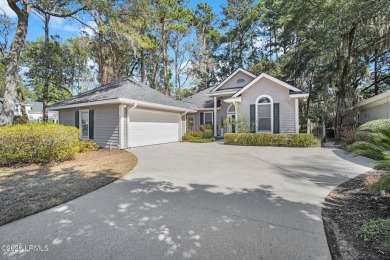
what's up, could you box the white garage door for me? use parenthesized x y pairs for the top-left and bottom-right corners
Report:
(128, 109), (181, 147)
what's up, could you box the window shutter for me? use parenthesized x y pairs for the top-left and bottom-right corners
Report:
(75, 111), (79, 128)
(89, 110), (94, 139)
(273, 103), (280, 134)
(200, 112), (204, 125)
(250, 104), (255, 133)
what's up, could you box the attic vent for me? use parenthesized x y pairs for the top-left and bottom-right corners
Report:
(236, 79), (245, 84)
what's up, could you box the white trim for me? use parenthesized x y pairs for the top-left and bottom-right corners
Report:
(233, 73), (302, 98)
(204, 111), (213, 125)
(234, 102), (238, 133)
(295, 98), (299, 133)
(255, 95), (273, 133)
(126, 104), (138, 148)
(211, 68), (256, 92)
(289, 93), (309, 98)
(180, 111), (187, 141)
(214, 97), (217, 137)
(227, 104), (235, 114)
(79, 109), (89, 139)
(197, 108), (221, 111)
(356, 90), (390, 107)
(119, 105), (125, 149)
(224, 97), (241, 103)
(48, 98), (197, 113)
(206, 91), (239, 96)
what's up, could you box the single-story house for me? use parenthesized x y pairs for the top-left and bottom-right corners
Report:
(0, 98), (58, 123)
(48, 69), (308, 148)
(355, 90), (390, 124)
(183, 68), (308, 136)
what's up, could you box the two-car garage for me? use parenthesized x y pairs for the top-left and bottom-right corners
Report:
(127, 109), (183, 148)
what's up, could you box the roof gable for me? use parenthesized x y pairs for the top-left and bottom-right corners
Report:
(232, 73), (301, 97)
(212, 68), (256, 92)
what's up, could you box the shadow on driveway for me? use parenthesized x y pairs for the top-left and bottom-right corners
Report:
(0, 177), (328, 260)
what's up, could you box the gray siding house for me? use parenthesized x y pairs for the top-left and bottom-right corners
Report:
(49, 69), (308, 148)
(356, 90), (390, 124)
(183, 69), (308, 136)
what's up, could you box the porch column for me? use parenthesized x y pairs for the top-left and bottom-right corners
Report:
(214, 96), (217, 137)
(234, 102), (238, 133)
(295, 98), (299, 133)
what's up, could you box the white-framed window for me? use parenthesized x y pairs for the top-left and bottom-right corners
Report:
(79, 110), (89, 139)
(256, 95), (273, 132)
(227, 104), (235, 114)
(204, 112), (213, 125)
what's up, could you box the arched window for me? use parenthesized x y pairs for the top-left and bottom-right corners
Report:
(256, 95), (273, 132)
(227, 104), (235, 114)
(236, 78), (245, 84)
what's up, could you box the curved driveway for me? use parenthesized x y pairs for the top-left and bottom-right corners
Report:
(0, 142), (372, 259)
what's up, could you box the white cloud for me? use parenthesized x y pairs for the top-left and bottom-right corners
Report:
(63, 24), (79, 32)
(0, 0), (17, 18)
(50, 16), (64, 28)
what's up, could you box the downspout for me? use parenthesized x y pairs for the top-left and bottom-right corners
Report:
(180, 111), (188, 140)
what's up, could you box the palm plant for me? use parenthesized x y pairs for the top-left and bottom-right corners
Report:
(348, 121), (390, 193)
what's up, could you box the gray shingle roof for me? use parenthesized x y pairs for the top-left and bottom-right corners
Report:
(49, 77), (195, 110)
(182, 87), (215, 109)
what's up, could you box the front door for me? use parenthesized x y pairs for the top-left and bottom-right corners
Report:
(227, 114), (235, 133)
(187, 116), (195, 131)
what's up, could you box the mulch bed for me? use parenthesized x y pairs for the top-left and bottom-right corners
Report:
(323, 172), (390, 260)
(0, 149), (137, 226)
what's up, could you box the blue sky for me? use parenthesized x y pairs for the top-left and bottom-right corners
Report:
(0, 0), (225, 42)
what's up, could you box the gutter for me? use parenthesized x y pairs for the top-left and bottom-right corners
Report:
(48, 98), (197, 113)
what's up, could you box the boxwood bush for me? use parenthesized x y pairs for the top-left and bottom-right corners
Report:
(0, 123), (82, 165)
(224, 133), (316, 147)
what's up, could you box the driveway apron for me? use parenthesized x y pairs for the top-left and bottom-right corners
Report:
(0, 142), (372, 259)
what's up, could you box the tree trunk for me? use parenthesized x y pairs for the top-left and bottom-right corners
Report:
(42, 13), (50, 122)
(0, 3), (30, 125)
(17, 87), (29, 122)
(140, 48), (146, 83)
(374, 49), (378, 95)
(162, 21), (170, 96)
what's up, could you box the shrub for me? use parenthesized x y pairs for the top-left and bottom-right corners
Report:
(199, 124), (213, 132)
(357, 119), (390, 133)
(187, 130), (203, 138)
(224, 133), (316, 147)
(77, 140), (99, 153)
(202, 129), (213, 138)
(348, 120), (390, 160)
(187, 137), (215, 143)
(359, 218), (390, 251)
(338, 123), (358, 146)
(0, 123), (81, 165)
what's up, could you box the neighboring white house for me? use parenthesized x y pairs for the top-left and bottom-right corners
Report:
(0, 98), (58, 123)
(355, 90), (390, 124)
(48, 70), (308, 149)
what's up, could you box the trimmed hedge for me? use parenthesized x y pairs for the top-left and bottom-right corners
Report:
(224, 133), (316, 147)
(357, 119), (390, 133)
(0, 123), (81, 165)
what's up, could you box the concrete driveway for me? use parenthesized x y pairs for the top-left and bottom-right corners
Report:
(0, 142), (372, 259)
